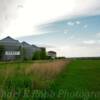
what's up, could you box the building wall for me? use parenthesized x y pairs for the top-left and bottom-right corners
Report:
(2, 45), (21, 61)
(0, 37), (43, 61)
(1, 45), (41, 60)
(21, 45), (41, 60)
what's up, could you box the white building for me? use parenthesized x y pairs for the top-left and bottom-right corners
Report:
(47, 51), (56, 59)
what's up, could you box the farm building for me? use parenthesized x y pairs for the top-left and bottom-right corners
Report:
(47, 51), (56, 59)
(0, 36), (42, 60)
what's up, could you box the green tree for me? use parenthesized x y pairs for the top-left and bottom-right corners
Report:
(40, 48), (47, 60)
(32, 48), (47, 60)
(0, 44), (5, 60)
(32, 51), (40, 60)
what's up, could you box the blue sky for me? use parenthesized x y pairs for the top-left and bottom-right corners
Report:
(0, 0), (100, 57)
(38, 15), (100, 42)
(18, 15), (100, 57)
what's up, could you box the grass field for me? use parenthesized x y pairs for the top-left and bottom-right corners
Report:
(0, 60), (100, 99)
(0, 60), (69, 99)
(50, 60), (100, 100)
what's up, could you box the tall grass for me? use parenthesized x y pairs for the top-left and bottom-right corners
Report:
(0, 60), (70, 99)
(25, 60), (69, 78)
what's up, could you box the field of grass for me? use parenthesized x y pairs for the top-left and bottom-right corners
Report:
(0, 60), (69, 99)
(50, 60), (100, 100)
(0, 60), (100, 100)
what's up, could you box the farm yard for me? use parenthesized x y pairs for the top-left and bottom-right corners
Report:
(0, 59), (100, 99)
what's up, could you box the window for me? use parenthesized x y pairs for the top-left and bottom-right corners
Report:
(5, 51), (20, 55)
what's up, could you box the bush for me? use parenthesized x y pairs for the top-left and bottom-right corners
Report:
(40, 48), (47, 60)
(32, 49), (47, 60)
(32, 51), (41, 60)
(0, 44), (5, 60)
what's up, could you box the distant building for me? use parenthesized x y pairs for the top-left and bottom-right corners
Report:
(47, 51), (56, 59)
(0, 36), (42, 60)
(21, 41), (41, 59)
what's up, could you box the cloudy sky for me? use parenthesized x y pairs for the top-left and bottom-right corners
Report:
(0, 0), (100, 57)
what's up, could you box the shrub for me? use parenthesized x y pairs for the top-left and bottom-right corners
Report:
(32, 51), (41, 60)
(0, 44), (5, 60)
(32, 49), (47, 60)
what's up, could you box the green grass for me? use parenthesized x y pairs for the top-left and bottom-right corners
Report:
(0, 60), (100, 100)
(49, 60), (100, 100)
(0, 60), (67, 99)
(0, 61), (52, 99)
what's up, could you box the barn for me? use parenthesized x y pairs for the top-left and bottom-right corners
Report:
(0, 36), (42, 60)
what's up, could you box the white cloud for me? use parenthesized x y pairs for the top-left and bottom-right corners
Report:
(47, 45), (100, 57)
(84, 25), (88, 28)
(67, 20), (80, 26)
(96, 32), (100, 37)
(67, 36), (75, 40)
(69, 0), (100, 17)
(67, 22), (74, 26)
(76, 21), (80, 25)
(83, 40), (96, 44)
(0, 0), (100, 38)
(64, 29), (69, 34)
(67, 20), (81, 27)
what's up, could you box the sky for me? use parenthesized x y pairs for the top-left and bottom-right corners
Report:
(0, 0), (100, 57)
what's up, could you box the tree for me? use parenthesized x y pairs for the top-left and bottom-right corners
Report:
(32, 51), (41, 60)
(40, 48), (47, 60)
(32, 48), (47, 60)
(0, 44), (5, 60)
(46, 55), (52, 60)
